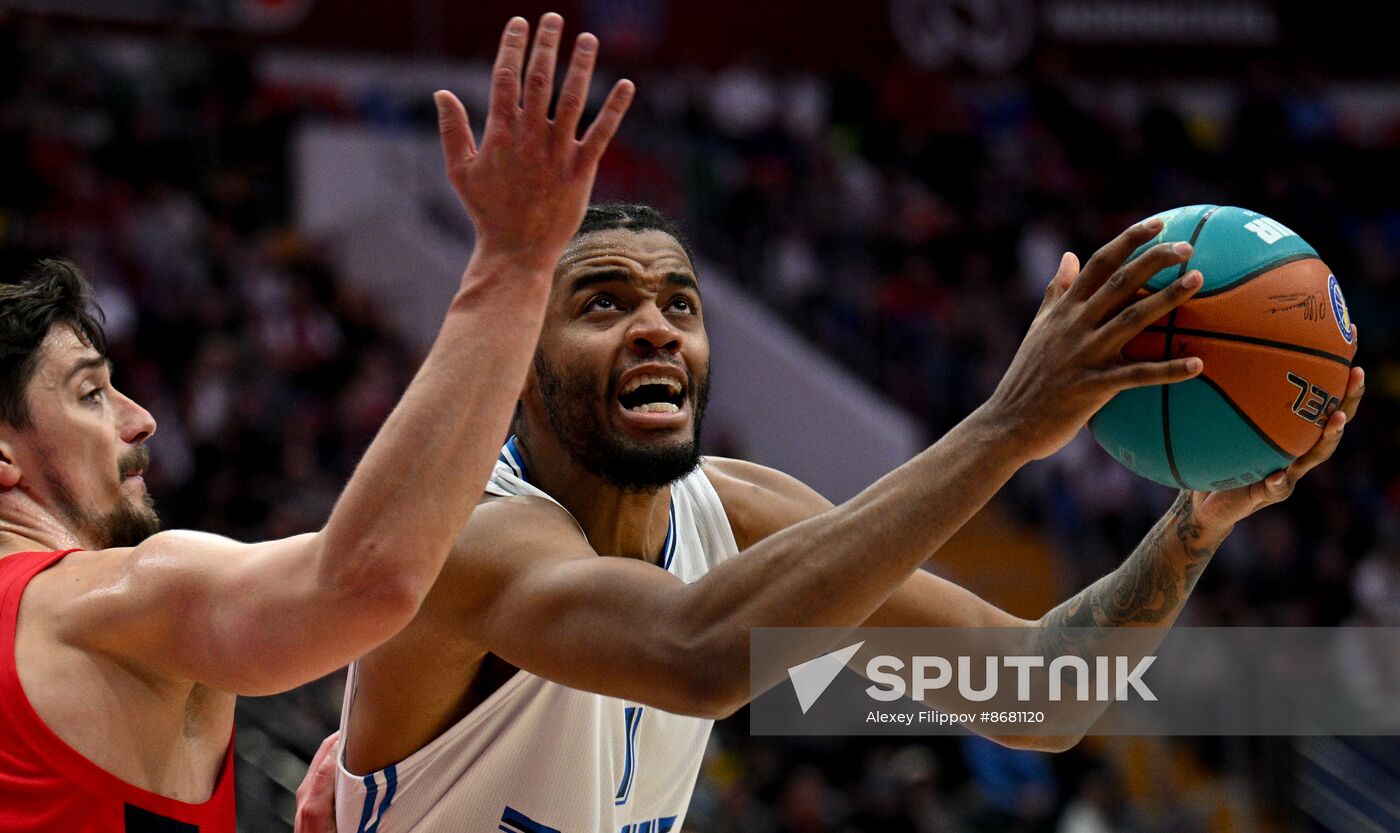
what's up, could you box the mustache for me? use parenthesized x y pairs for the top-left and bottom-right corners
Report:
(118, 446), (150, 479)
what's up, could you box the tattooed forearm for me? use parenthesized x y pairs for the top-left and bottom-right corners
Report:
(1035, 492), (1226, 655)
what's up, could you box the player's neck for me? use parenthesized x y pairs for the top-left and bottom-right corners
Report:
(0, 493), (88, 555)
(0, 526), (81, 557)
(514, 437), (672, 564)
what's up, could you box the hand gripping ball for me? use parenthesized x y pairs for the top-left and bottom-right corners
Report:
(1089, 205), (1357, 491)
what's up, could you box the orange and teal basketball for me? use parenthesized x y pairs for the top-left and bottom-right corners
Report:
(1089, 205), (1357, 491)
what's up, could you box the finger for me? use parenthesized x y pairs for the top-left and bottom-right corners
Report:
(1068, 218), (1165, 301)
(294, 733), (340, 833)
(1273, 367), (1363, 486)
(554, 31), (598, 141)
(487, 16), (529, 128)
(1258, 469), (1292, 503)
(1033, 252), (1079, 326)
(1045, 251), (1079, 300)
(1100, 269), (1203, 346)
(297, 732), (339, 798)
(522, 12), (564, 123)
(1339, 365), (1365, 423)
(1286, 409), (1348, 482)
(433, 91), (477, 167)
(579, 78), (635, 163)
(1086, 241), (1193, 319)
(1101, 356), (1203, 390)
(313, 729), (340, 775)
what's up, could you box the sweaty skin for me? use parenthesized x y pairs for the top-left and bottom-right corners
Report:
(339, 218), (1363, 779)
(0, 11), (632, 806)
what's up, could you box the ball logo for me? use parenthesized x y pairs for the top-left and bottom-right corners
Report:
(1244, 216), (1297, 245)
(1328, 274), (1354, 344)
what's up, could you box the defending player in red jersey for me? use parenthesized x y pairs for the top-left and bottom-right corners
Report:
(0, 13), (629, 831)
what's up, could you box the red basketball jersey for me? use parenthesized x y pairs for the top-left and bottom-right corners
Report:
(0, 549), (237, 832)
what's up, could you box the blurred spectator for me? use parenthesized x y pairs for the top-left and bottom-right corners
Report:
(960, 738), (1057, 832)
(1055, 766), (1127, 833)
(1351, 519), (1400, 626)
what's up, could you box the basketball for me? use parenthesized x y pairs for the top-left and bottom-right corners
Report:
(1089, 205), (1357, 491)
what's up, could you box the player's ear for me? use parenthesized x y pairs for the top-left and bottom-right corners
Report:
(0, 441), (21, 488)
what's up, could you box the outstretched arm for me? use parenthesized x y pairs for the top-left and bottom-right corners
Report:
(1035, 492), (1219, 649)
(858, 365), (1363, 749)
(1039, 366), (1361, 644)
(72, 13), (634, 695)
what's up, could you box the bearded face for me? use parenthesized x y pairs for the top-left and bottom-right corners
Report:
(8, 325), (161, 549)
(43, 445), (160, 548)
(526, 228), (711, 492)
(534, 349), (709, 491)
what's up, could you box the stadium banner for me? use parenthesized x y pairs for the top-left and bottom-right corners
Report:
(749, 627), (1400, 736)
(13, 1), (1398, 78)
(3, 0), (314, 31)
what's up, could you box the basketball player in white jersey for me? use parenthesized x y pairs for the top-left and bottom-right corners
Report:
(296, 193), (1364, 832)
(299, 146), (1363, 833)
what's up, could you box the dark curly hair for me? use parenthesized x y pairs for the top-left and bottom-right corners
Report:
(0, 259), (107, 429)
(573, 202), (694, 262)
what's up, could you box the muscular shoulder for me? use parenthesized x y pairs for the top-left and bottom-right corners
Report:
(28, 531), (226, 621)
(428, 495), (594, 619)
(701, 457), (832, 549)
(452, 494), (587, 557)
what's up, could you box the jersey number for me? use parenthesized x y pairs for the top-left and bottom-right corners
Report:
(613, 707), (679, 832)
(614, 706), (644, 806)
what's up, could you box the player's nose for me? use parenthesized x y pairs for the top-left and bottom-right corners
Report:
(627, 304), (682, 354)
(114, 387), (157, 444)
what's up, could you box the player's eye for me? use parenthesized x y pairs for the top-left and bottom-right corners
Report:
(81, 387), (106, 404)
(585, 294), (621, 313)
(667, 296), (698, 315)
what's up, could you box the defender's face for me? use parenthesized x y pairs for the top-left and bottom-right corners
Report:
(529, 228), (710, 487)
(6, 325), (158, 546)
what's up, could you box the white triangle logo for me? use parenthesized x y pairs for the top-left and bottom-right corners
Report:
(787, 641), (865, 714)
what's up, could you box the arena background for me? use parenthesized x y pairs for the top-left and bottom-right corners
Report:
(2, 1), (1398, 830)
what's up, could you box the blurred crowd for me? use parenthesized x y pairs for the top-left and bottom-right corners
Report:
(2, 12), (1397, 833)
(610, 59), (1400, 635)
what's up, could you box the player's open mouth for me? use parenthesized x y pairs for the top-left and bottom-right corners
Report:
(616, 373), (685, 415)
(614, 369), (689, 429)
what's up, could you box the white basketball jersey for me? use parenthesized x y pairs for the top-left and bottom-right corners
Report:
(335, 437), (740, 833)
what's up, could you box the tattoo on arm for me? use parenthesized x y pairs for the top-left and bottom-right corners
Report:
(1035, 492), (1223, 655)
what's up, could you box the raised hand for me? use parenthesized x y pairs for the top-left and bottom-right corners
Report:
(1190, 363), (1364, 531)
(434, 12), (634, 273)
(987, 218), (1205, 461)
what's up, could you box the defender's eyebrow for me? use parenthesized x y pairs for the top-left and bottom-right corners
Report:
(65, 356), (111, 384)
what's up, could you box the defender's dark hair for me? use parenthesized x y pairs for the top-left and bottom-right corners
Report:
(574, 202), (694, 261)
(0, 259), (107, 429)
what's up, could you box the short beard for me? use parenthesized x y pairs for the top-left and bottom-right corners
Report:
(46, 448), (161, 549)
(533, 353), (709, 492)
